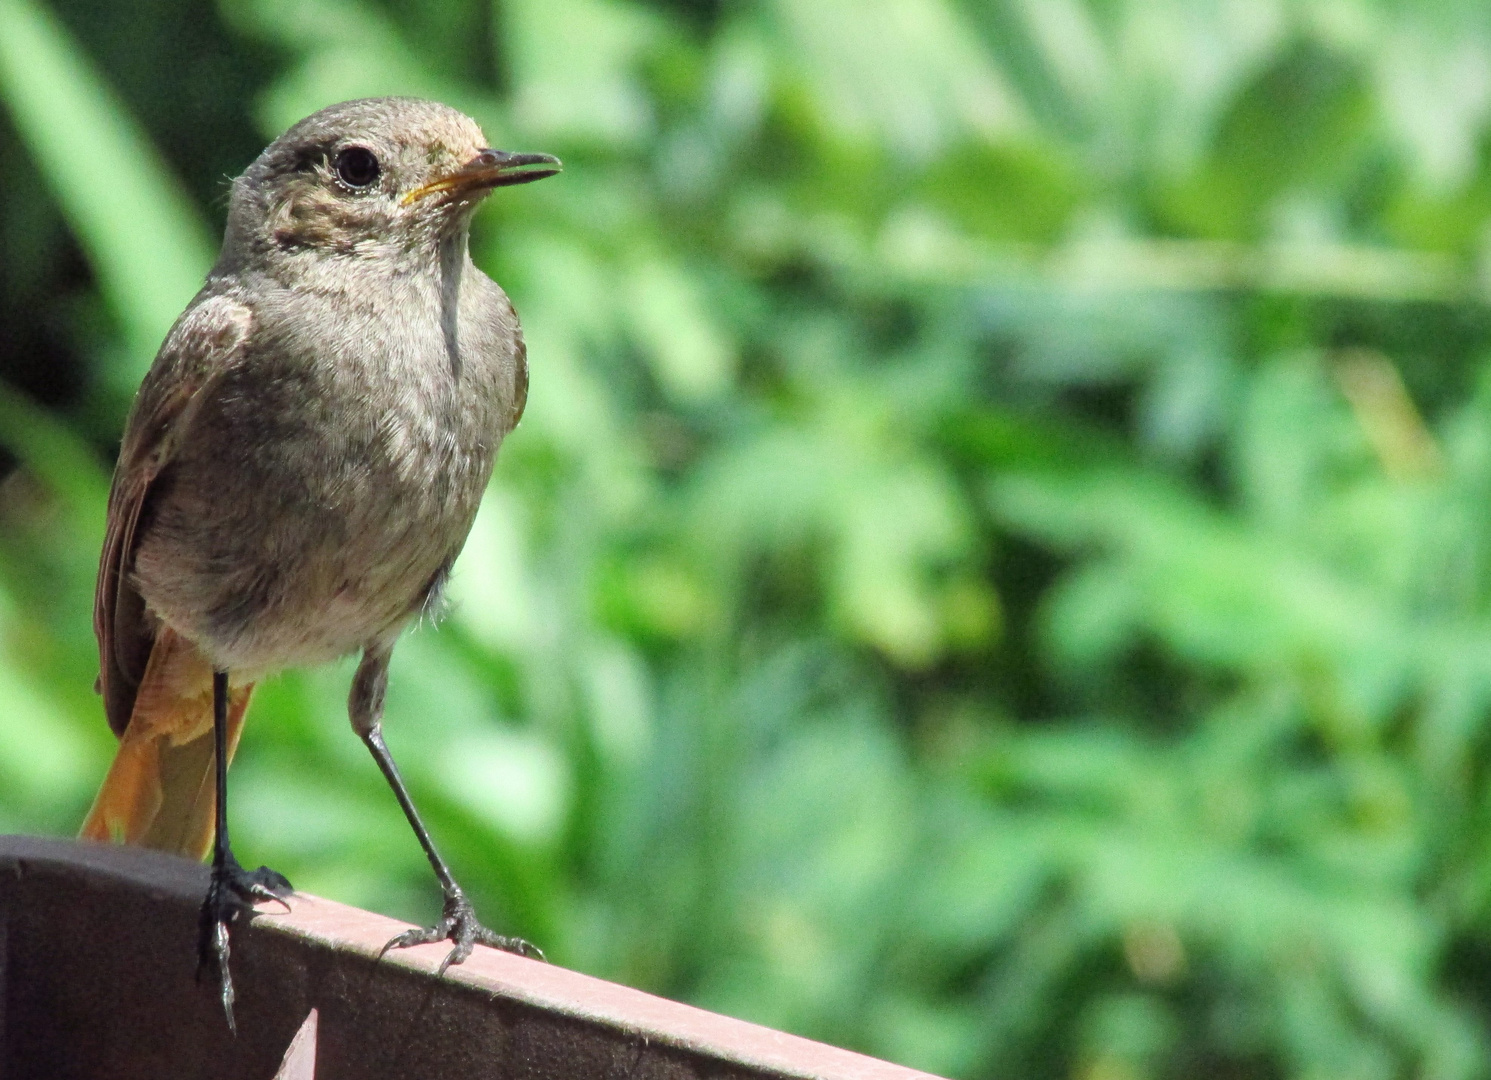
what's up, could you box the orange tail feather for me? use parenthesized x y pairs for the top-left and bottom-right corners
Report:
(80, 628), (253, 860)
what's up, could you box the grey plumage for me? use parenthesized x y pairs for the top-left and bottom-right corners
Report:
(104, 98), (530, 720)
(83, 97), (557, 1021)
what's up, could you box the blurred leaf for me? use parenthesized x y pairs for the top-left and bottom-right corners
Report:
(918, 140), (1084, 243)
(505, 0), (660, 145)
(0, 0), (213, 383)
(222, 0), (488, 137)
(1162, 41), (1375, 239)
(0, 378), (108, 532)
(768, 0), (1026, 153)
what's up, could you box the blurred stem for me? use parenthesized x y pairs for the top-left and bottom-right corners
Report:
(1333, 349), (1443, 482)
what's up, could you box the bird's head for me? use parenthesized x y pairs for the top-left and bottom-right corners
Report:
(221, 97), (560, 265)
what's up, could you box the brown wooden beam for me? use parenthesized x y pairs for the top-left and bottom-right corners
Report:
(0, 836), (943, 1080)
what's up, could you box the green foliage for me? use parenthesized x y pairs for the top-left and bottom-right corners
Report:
(0, 0), (214, 385)
(6, 1), (1491, 1078)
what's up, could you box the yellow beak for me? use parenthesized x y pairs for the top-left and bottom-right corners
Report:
(402, 149), (562, 206)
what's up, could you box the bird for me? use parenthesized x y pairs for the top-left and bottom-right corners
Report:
(77, 96), (560, 1028)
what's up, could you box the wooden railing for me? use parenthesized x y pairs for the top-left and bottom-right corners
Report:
(0, 836), (943, 1080)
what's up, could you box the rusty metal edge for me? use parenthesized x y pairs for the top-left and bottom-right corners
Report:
(0, 836), (945, 1080)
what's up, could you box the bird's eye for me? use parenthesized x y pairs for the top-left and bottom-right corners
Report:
(333, 147), (380, 189)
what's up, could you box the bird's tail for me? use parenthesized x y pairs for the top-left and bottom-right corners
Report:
(80, 627), (254, 860)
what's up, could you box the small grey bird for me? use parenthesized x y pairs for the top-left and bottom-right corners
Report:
(78, 97), (560, 1026)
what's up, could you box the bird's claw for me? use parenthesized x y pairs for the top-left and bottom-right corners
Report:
(197, 854), (294, 1032)
(379, 889), (543, 974)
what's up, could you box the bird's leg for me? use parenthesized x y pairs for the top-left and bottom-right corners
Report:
(197, 669), (292, 1032)
(349, 646), (542, 971)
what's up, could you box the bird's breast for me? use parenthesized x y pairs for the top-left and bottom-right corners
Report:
(133, 279), (513, 673)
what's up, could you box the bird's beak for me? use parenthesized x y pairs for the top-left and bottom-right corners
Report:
(402, 149), (562, 206)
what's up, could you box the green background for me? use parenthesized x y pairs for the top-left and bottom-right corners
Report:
(5, 1), (1491, 1076)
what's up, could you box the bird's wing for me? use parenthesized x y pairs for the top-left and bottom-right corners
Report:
(509, 330), (529, 431)
(95, 293), (253, 736)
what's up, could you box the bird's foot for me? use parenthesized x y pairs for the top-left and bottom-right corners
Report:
(379, 887), (543, 974)
(197, 853), (293, 1033)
